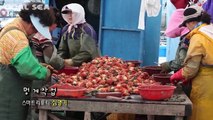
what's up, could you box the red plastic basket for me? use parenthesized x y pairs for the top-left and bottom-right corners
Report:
(152, 74), (172, 85)
(138, 85), (176, 101)
(56, 88), (86, 98)
(57, 66), (79, 75)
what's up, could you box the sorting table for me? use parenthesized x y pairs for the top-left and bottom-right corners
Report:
(36, 92), (192, 120)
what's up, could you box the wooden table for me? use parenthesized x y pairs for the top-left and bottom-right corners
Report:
(36, 92), (192, 120)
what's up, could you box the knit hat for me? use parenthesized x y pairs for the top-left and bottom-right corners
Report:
(179, 5), (203, 27)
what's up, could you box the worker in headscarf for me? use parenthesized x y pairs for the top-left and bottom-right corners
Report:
(0, 2), (55, 120)
(57, 3), (101, 120)
(58, 3), (101, 67)
(170, 5), (213, 120)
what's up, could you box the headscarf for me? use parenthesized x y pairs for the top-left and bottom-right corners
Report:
(61, 3), (86, 33)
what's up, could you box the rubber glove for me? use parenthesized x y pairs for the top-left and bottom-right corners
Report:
(170, 68), (185, 84)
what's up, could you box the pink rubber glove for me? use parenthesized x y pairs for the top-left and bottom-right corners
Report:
(170, 69), (185, 84)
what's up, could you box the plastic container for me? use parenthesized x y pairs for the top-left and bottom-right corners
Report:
(152, 74), (172, 85)
(50, 84), (86, 97)
(56, 88), (86, 98)
(138, 85), (176, 101)
(57, 66), (79, 75)
(142, 66), (162, 75)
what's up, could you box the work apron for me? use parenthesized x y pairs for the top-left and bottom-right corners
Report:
(189, 66), (213, 120)
(61, 31), (100, 66)
(0, 64), (32, 120)
(0, 27), (32, 120)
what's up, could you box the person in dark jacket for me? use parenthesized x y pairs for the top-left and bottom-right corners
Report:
(58, 3), (102, 120)
(58, 3), (100, 67)
(160, 8), (191, 98)
(161, 8), (190, 73)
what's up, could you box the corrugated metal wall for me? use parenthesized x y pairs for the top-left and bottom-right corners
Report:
(99, 0), (162, 66)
